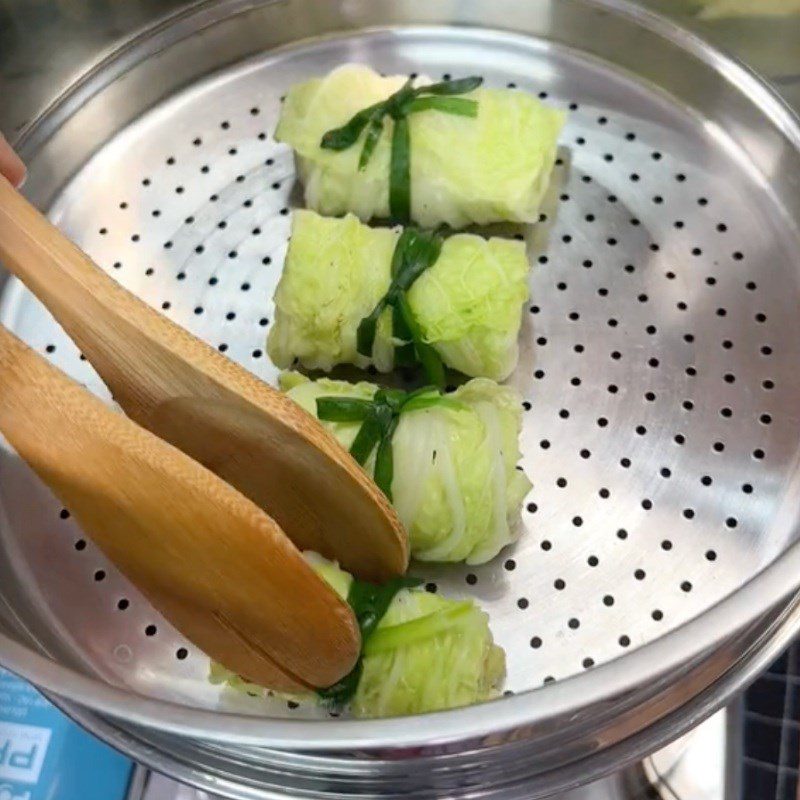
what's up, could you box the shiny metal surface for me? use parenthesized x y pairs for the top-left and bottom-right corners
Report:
(50, 591), (800, 798)
(1, 0), (800, 795)
(120, 712), (724, 798)
(0, 0), (190, 136)
(11, 17), (799, 704)
(643, 1), (800, 103)
(642, 710), (726, 799)
(136, 768), (639, 800)
(2, 1), (798, 138)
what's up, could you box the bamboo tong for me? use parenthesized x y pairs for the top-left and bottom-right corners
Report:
(0, 177), (408, 690)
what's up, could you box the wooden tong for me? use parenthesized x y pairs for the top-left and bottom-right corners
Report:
(0, 177), (408, 688)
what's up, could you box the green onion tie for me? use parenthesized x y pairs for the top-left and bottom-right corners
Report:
(316, 386), (463, 500)
(316, 575), (422, 708)
(356, 227), (446, 386)
(320, 75), (482, 223)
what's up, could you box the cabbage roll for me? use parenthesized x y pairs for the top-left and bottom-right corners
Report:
(212, 552), (506, 718)
(282, 373), (531, 565)
(275, 63), (566, 228)
(268, 210), (529, 382)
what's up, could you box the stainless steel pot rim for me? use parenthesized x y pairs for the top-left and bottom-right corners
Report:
(49, 592), (800, 800)
(5, 536), (800, 748)
(13, 0), (800, 156)
(2, 0), (800, 749)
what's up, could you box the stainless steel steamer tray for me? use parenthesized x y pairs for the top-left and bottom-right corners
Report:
(2, 0), (800, 796)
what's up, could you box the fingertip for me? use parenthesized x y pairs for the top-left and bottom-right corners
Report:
(6, 157), (27, 190)
(0, 132), (26, 189)
(14, 166), (28, 189)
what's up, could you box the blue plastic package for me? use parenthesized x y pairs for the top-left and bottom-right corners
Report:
(0, 668), (132, 800)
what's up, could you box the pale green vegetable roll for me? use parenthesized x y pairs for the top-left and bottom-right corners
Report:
(282, 373), (531, 565)
(305, 553), (505, 718)
(212, 552), (506, 718)
(355, 584), (505, 718)
(275, 63), (565, 228)
(268, 210), (529, 381)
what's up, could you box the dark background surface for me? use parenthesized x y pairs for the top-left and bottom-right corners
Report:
(0, 0), (799, 136)
(742, 643), (800, 799)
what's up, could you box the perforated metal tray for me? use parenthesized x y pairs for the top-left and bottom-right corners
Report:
(2, 0), (800, 797)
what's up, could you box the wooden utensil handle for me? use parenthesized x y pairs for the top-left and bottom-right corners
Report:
(0, 322), (360, 688)
(0, 177), (407, 581)
(0, 176), (158, 414)
(0, 175), (262, 413)
(0, 176), (115, 328)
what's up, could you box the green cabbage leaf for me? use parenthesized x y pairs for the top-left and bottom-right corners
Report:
(275, 63), (565, 228)
(267, 210), (529, 381)
(353, 585), (505, 718)
(209, 552), (506, 718)
(283, 374), (531, 564)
